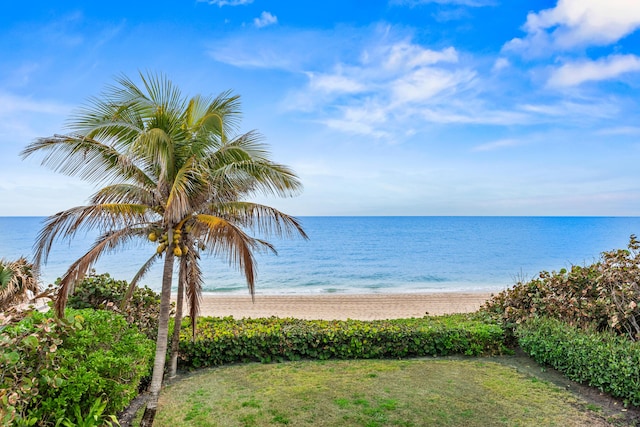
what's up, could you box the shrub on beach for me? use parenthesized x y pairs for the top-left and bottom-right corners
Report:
(481, 235), (640, 341)
(177, 314), (509, 369)
(481, 264), (604, 330)
(66, 272), (165, 339)
(0, 308), (154, 426)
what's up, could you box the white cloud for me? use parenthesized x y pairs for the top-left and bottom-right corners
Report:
(323, 118), (391, 139)
(384, 44), (458, 70)
(492, 57), (510, 72)
(210, 23), (633, 142)
(597, 126), (640, 136)
(391, 68), (475, 104)
(517, 100), (619, 122)
(472, 138), (521, 152)
(431, 8), (471, 22)
(207, 29), (342, 71)
(418, 106), (531, 125)
(307, 73), (366, 94)
(0, 93), (71, 148)
(548, 54), (640, 87)
(209, 38), (296, 69)
(504, 0), (640, 55)
(197, 0), (253, 6)
(288, 38), (476, 138)
(254, 11), (278, 28)
(322, 102), (392, 139)
(391, 0), (496, 6)
(36, 12), (85, 48)
(0, 93), (70, 116)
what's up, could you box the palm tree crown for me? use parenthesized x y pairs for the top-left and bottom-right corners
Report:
(0, 257), (40, 311)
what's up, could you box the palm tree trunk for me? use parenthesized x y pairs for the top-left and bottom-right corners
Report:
(168, 263), (185, 378)
(140, 245), (175, 427)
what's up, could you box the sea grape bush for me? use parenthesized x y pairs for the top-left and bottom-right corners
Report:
(481, 235), (640, 340)
(598, 236), (640, 340)
(0, 310), (68, 426)
(481, 264), (604, 329)
(517, 317), (640, 406)
(0, 308), (153, 426)
(66, 272), (165, 339)
(177, 314), (508, 369)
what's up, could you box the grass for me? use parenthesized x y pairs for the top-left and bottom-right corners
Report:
(152, 358), (613, 427)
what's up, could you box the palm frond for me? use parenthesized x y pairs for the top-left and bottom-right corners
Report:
(67, 91), (147, 147)
(20, 134), (155, 188)
(191, 90), (242, 137)
(54, 227), (138, 316)
(131, 127), (176, 185)
(180, 245), (203, 339)
(195, 214), (260, 296)
(165, 156), (207, 223)
(138, 72), (186, 114)
(122, 253), (162, 308)
(206, 132), (303, 198)
(90, 184), (158, 208)
(33, 204), (153, 268)
(213, 202), (309, 240)
(232, 161), (303, 197)
(184, 95), (223, 140)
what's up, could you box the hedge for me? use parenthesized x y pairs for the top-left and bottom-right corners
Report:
(177, 314), (508, 369)
(517, 317), (640, 406)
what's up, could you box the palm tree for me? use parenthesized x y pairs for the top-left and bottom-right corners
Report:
(0, 257), (40, 311)
(21, 72), (307, 426)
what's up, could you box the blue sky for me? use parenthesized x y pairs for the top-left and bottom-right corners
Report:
(1, 0), (640, 216)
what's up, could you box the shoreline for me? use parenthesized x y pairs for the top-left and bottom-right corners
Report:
(178, 292), (495, 320)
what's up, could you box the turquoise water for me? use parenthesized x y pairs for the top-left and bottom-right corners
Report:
(1, 216), (639, 295)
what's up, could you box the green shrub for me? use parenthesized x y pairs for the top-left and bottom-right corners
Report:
(517, 317), (640, 406)
(177, 314), (508, 369)
(59, 397), (120, 427)
(481, 235), (640, 340)
(0, 308), (153, 426)
(67, 272), (164, 339)
(481, 264), (604, 330)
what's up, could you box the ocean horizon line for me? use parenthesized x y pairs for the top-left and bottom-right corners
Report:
(2, 216), (640, 294)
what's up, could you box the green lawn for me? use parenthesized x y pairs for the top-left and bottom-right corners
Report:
(153, 358), (616, 427)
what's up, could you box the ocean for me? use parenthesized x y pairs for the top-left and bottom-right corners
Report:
(1, 216), (639, 295)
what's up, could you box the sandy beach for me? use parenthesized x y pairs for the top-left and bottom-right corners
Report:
(186, 292), (495, 320)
